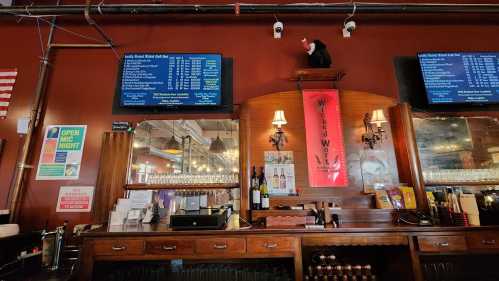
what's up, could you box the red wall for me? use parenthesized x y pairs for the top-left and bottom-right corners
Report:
(1, 1), (499, 230)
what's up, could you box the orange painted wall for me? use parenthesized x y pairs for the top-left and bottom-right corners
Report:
(1, 0), (499, 230)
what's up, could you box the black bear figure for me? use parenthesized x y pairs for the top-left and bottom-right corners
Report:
(302, 38), (332, 68)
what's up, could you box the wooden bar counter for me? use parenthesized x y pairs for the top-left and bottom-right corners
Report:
(79, 223), (499, 281)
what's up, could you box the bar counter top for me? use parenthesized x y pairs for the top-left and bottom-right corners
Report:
(81, 223), (499, 237)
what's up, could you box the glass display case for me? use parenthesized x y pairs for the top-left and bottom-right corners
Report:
(413, 116), (499, 185)
(128, 119), (240, 188)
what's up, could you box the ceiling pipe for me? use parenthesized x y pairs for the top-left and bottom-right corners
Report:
(2, 3), (499, 17)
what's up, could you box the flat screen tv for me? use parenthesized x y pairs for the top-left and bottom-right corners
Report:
(418, 52), (499, 105)
(119, 53), (222, 107)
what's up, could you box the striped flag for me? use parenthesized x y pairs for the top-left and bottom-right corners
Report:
(0, 68), (18, 120)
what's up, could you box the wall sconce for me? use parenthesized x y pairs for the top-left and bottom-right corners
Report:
(361, 109), (388, 149)
(269, 110), (288, 151)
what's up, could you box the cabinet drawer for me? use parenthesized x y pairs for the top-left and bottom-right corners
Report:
(145, 239), (194, 255)
(247, 236), (298, 254)
(467, 232), (499, 250)
(93, 240), (144, 256)
(195, 238), (246, 255)
(418, 236), (467, 252)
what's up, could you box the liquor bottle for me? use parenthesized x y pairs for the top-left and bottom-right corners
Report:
(308, 265), (314, 277)
(272, 167), (279, 189)
(316, 265), (323, 277)
(353, 265), (362, 277)
(319, 254), (327, 266)
(362, 265), (372, 277)
(326, 265), (333, 278)
(328, 254), (337, 266)
(344, 265), (353, 280)
(250, 166), (261, 210)
(260, 177), (270, 210)
(279, 168), (287, 190)
(259, 167), (270, 210)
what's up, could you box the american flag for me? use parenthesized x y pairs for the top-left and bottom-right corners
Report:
(0, 68), (18, 120)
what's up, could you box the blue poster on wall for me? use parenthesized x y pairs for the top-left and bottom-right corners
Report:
(120, 53), (222, 106)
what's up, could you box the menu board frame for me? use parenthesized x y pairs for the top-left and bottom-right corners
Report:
(418, 52), (499, 105)
(118, 53), (223, 108)
(112, 56), (233, 114)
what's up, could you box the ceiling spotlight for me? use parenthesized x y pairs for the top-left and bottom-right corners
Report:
(273, 19), (284, 39)
(342, 3), (357, 38)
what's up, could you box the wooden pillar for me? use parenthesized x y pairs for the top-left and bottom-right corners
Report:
(92, 132), (133, 223)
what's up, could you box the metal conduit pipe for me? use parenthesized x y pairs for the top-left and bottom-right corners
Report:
(2, 3), (499, 16)
(8, 4), (59, 224)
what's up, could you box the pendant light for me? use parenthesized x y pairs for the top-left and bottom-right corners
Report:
(163, 120), (182, 154)
(209, 121), (226, 154)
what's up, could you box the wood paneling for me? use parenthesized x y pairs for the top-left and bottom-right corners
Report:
(417, 235), (467, 252)
(302, 234), (408, 246)
(93, 239), (145, 256)
(240, 90), (398, 216)
(195, 237), (246, 255)
(145, 239), (195, 255)
(247, 236), (299, 254)
(466, 231), (499, 250)
(389, 104), (428, 211)
(92, 132), (133, 223)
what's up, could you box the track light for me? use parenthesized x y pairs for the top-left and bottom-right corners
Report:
(273, 15), (283, 39)
(342, 3), (357, 38)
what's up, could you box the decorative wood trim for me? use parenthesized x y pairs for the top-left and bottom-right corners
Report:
(93, 132), (133, 223)
(302, 234), (409, 246)
(291, 68), (346, 81)
(389, 103), (429, 211)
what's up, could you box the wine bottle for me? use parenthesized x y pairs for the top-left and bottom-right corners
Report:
(272, 167), (279, 189)
(319, 254), (327, 266)
(279, 168), (287, 190)
(260, 167), (270, 210)
(251, 166), (261, 210)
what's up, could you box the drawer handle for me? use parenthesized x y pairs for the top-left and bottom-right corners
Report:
(482, 239), (496, 245)
(435, 242), (449, 247)
(111, 245), (127, 251)
(162, 245), (177, 251)
(264, 242), (278, 249)
(213, 243), (228, 250)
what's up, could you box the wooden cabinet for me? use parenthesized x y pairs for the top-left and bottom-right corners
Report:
(247, 236), (298, 254)
(93, 239), (145, 256)
(466, 231), (499, 250)
(417, 235), (467, 252)
(195, 238), (246, 255)
(145, 239), (195, 255)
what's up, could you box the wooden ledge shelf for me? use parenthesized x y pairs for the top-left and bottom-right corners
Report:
(425, 181), (499, 186)
(125, 183), (240, 190)
(290, 68), (346, 82)
(252, 209), (396, 224)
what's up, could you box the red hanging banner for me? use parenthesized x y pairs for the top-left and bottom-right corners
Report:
(302, 89), (348, 187)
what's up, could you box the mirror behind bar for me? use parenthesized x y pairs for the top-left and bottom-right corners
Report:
(128, 119), (240, 189)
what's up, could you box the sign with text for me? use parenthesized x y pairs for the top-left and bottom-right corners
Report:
(36, 125), (87, 180)
(120, 53), (222, 106)
(56, 186), (94, 212)
(302, 89), (348, 187)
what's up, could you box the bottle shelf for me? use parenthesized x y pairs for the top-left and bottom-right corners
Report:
(125, 183), (239, 190)
(425, 181), (499, 187)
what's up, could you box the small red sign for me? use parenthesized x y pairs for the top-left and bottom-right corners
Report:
(302, 89), (348, 187)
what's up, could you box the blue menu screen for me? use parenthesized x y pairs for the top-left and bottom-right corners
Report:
(419, 52), (499, 104)
(120, 53), (222, 106)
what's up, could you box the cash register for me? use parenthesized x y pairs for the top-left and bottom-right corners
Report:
(170, 208), (228, 230)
